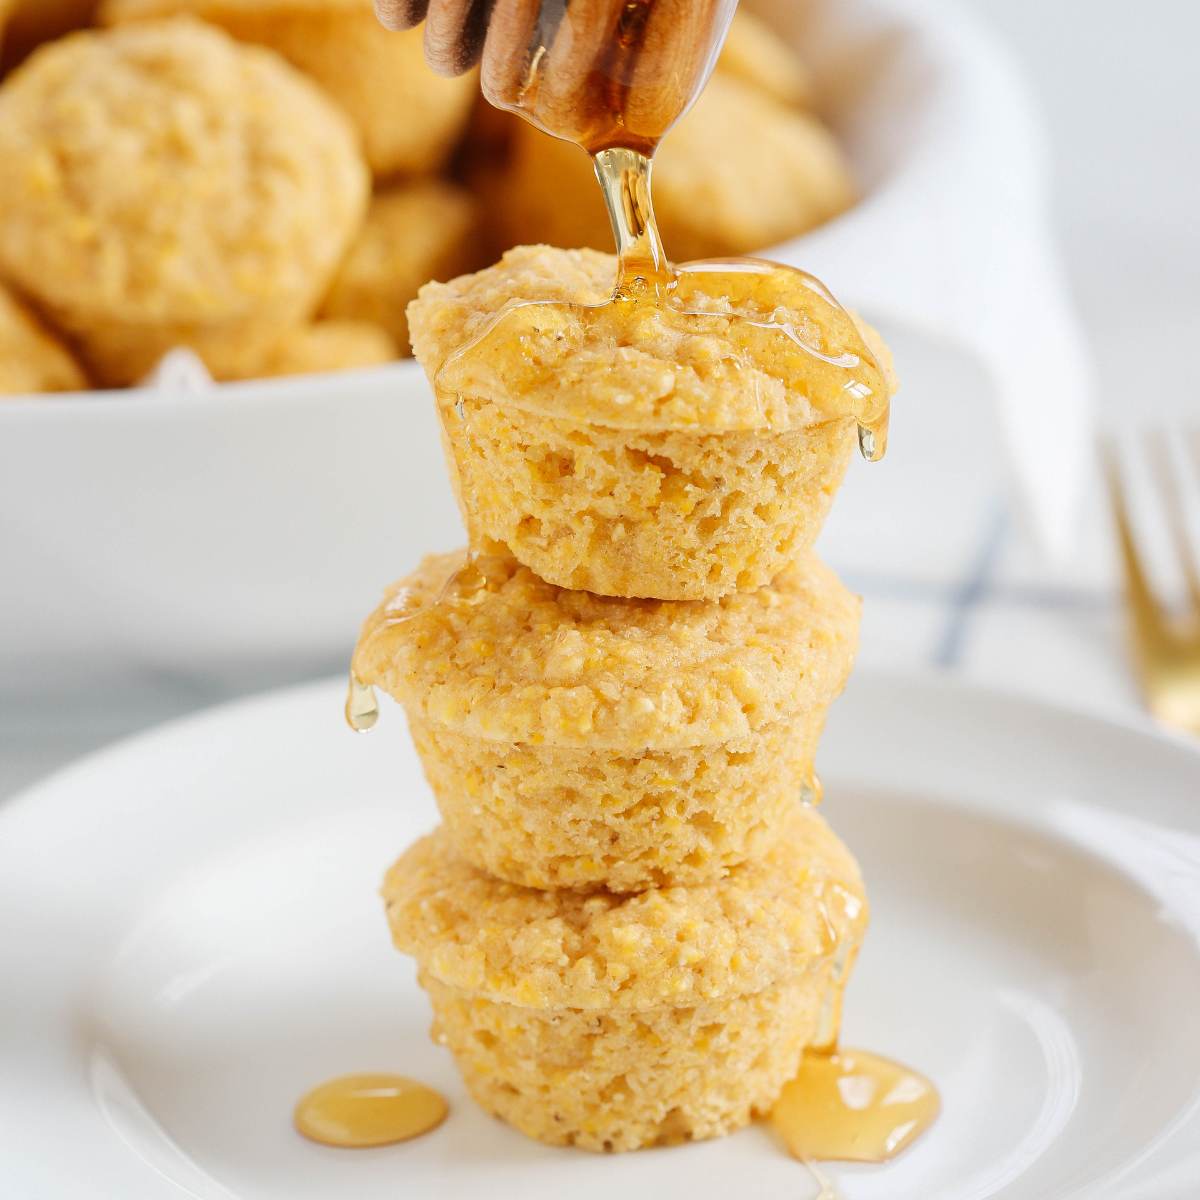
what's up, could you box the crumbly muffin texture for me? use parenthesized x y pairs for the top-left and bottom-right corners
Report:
(322, 181), (482, 352)
(409, 712), (827, 892)
(0, 18), (367, 383)
(101, 0), (477, 177)
(0, 283), (86, 394)
(354, 550), (861, 750)
(436, 390), (855, 598)
(423, 970), (831, 1152)
(409, 246), (888, 434)
(382, 805), (866, 1011)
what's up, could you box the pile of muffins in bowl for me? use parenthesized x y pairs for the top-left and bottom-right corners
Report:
(0, 0), (856, 396)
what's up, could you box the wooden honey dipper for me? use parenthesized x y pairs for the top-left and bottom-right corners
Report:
(375, 0), (736, 155)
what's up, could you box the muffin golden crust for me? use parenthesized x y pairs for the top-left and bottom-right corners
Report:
(412, 246), (883, 434)
(355, 550), (860, 752)
(0, 18), (368, 384)
(383, 805), (866, 1010)
(385, 808), (866, 1151)
(100, 0), (477, 177)
(322, 182), (483, 353)
(0, 283), (87, 394)
(225, 319), (396, 379)
(409, 246), (893, 598)
(357, 550), (858, 889)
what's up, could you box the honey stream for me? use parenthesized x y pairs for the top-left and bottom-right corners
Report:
(336, 0), (928, 1168)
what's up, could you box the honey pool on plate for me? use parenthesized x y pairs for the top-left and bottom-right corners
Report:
(294, 1074), (448, 1149)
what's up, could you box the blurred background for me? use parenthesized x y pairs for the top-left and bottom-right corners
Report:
(1, 0), (1198, 796)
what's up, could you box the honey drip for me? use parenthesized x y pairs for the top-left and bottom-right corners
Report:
(344, 673), (379, 732)
(294, 1073), (448, 1148)
(771, 1050), (939, 1164)
(772, 882), (938, 1167)
(799, 771), (823, 807)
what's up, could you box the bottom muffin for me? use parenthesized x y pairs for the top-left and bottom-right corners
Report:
(423, 969), (831, 1152)
(382, 806), (867, 1152)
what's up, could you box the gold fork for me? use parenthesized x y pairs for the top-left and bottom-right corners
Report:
(1103, 431), (1200, 735)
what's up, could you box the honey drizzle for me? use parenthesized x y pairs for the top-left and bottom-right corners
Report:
(294, 1073), (448, 1148)
(594, 147), (670, 292)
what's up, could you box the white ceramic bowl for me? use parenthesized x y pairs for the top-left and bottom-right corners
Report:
(0, 0), (1011, 682)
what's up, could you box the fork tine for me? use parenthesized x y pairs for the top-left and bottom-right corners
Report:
(1102, 438), (1172, 664)
(1148, 428), (1200, 617)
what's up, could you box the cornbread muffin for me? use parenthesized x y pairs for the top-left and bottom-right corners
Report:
(0, 283), (87, 394)
(100, 0), (477, 177)
(322, 182), (482, 352)
(354, 551), (859, 891)
(0, 19), (368, 385)
(383, 806), (868, 1151)
(226, 320), (396, 379)
(409, 245), (894, 600)
(483, 75), (853, 261)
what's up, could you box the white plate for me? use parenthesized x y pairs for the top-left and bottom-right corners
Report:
(2, 673), (1199, 1199)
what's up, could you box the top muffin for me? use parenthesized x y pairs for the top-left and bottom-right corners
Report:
(408, 246), (895, 600)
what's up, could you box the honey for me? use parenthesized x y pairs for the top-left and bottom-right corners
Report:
(294, 1073), (448, 1148)
(771, 1049), (940, 1164)
(344, 673), (380, 732)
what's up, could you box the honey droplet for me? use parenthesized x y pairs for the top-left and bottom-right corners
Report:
(799, 771), (823, 807)
(345, 674), (379, 733)
(857, 415), (889, 463)
(771, 1049), (939, 1163)
(294, 1073), (448, 1149)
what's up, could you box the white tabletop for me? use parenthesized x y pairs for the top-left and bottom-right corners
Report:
(2, 0), (1196, 800)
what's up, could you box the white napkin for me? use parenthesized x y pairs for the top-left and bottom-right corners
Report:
(756, 0), (1092, 555)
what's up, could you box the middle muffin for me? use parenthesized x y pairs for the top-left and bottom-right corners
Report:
(352, 550), (860, 892)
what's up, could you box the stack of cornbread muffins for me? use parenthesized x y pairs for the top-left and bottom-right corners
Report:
(352, 243), (896, 1153)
